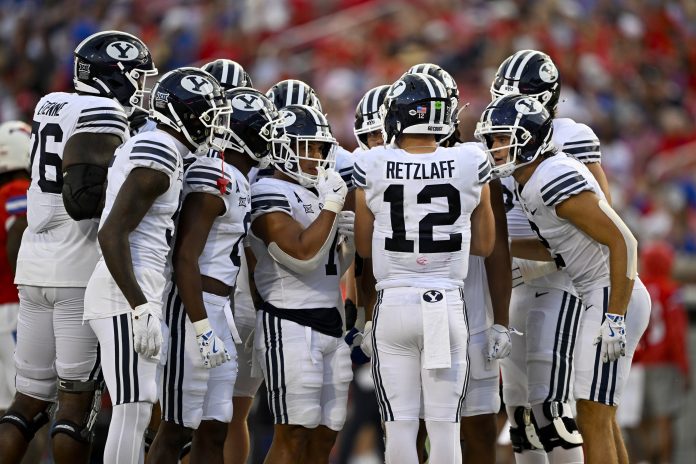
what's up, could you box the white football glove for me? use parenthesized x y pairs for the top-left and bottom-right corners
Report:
(594, 313), (626, 363)
(337, 211), (355, 241)
(193, 318), (231, 369)
(360, 321), (374, 358)
(132, 303), (163, 360)
(486, 324), (512, 361)
(316, 167), (347, 213)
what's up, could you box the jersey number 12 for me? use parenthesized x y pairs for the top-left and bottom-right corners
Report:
(384, 184), (462, 253)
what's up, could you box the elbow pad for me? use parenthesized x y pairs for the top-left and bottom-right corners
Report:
(267, 219), (338, 274)
(62, 164), (108, 220)
(598, 199), (637, 279)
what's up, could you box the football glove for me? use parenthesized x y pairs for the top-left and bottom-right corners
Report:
(594, 313), (626, 363)
(193, 318), (231, 369)
(486, 324), (512, 361)
(132, 303), (163, 359)
(337, 211), (355, 242)
(316, 167), (347, 213)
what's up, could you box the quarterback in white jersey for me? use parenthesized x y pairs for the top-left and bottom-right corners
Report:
(250, 104), (353, 464)
(479, 94), (650, 464)
(0, 30), (156, 464)
(83, 68), (230, 464)
(149, 87), (278, 464)
(354, 73), (494, 464)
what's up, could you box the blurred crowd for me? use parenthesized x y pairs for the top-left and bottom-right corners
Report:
(2, 0), (695, 255)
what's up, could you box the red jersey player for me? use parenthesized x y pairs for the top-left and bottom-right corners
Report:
(0, 121), (31, 412)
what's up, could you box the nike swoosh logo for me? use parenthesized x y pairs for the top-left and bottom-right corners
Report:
(530, 208), (538, 215)
(333, 187), (342, 192)
(535, 291), (548, 298)
(212, 340), (218, 353)
(608, 326), (615, 337)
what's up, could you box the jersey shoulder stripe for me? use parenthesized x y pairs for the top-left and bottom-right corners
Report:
(352, 162), (367, 188)
(478, 160), (492, 183)
(250, 184), (292, 217)
(130, 140), (178, 172)
(541, 172), (589, 206)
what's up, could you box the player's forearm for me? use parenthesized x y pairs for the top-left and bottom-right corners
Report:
(607, 240), (635, 315)
(359, 259), (377, 320)
(289, 210), (337, 259)
(486, 179), (511, 326)
(511, 238), (554, 262)
(98, 228), (146, 308)
(174, 254), (208, 323)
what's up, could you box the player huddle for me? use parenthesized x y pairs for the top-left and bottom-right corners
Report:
(0, 30), (649, 464)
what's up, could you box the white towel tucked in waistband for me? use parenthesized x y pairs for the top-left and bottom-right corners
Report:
(421, 288), (451, 369)
(223, 300), (243, 345)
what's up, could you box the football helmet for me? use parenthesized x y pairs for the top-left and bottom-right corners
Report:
(490, 50), (561, 115)
(150, 67), (231, 153)
(0, 121), (31, 174)
(474, 94), (554, 178)
(221, 87), (287, 169)
(354, 84), (389, 150)
(201, 59), (253, 91)
(73, 30), (157, 115)
(271, 105), (336, 187)
(266, 79), (322, 112)
(381, 73), (452, 145)
(407, 63), (459, 112)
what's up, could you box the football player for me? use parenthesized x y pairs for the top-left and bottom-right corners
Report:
(477, 94), (651, 464)
(0, 31), (155, 464)
(82, 68), (230, 464)
(406, 63), (513, 464)
(353, 72), (495, 464)
(249, 104), (353, 463)
(488, 49), (613, 464)
(198, 58), (262, 464)
(0, 121), (31, 413)
(148, 88), (280, 464)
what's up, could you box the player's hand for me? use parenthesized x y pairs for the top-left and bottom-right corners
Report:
(486, 324), (512, 361)
(132, 303), (163, 359)
(337, 211), (355, 241)
(594, 313), (626, 363)
(193, 318), (231, 369)
(316, 167), (347, 213)
(360, 321), (374, 359)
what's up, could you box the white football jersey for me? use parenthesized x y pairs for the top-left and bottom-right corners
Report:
(353, 143), (490, 290)
(552, 118), (601, 164)
(98, 129), (185, 274)
(249, 177), (341, 309)
(335, 145), (355, 191)
(516, 153), (610, 296)
(184, 155), (251, 286)
(15, 92), (128, 287)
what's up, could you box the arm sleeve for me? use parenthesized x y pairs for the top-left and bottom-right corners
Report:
(73, 100), (129, 143)
(561, 123), (601, 164)
(250, 181), (292, 221)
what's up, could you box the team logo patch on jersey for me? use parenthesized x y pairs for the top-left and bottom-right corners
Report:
(181, 75), (214, 95)
(238, 196), (248, 207)
(422, 290), (444, 303)
(106, 41), (140, 61)
(303, 204), (314, 214)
